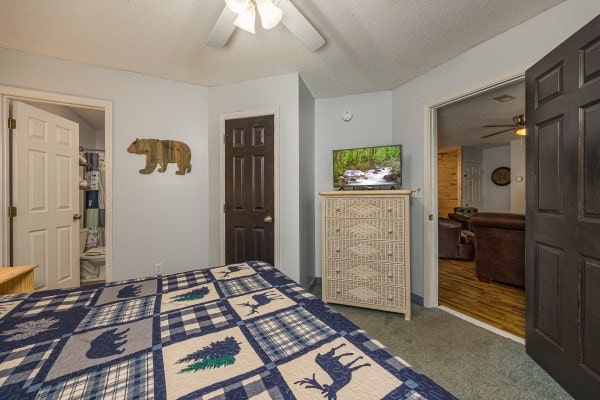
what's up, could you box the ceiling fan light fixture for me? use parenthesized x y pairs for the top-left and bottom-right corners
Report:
(233, 3), (256, 34)
(225, 0), (249, 14)
(516, 128), (526, 136)
(256, 0), (282, 29)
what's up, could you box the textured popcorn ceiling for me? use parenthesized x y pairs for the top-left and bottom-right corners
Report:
(0, 0), (563, 98)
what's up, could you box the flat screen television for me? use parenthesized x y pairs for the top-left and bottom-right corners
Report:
(333, 144), (402, 188)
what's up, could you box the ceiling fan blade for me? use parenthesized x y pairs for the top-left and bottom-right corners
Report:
(275, 0), (325, 51)
(207, 6), (238, 48)
(483, 124), (514, 128)
(481, 128), (514, 139)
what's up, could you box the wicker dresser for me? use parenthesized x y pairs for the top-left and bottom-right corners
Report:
(320, 190), (411, 319)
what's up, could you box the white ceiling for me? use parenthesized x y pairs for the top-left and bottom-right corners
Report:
(437, 80), (524, 149)
(0, 0), (562, 98)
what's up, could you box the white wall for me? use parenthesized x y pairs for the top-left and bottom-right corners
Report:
(95, 130), (106, 150)
(482, 146), (510, 212)
(208, 73), (303, 283)
(0, 48), (209, 281)
(510, 138), (526, 214)
(391, 0), (600, 298)
(463, 146), (483, 164)
(299, 78), (316, 287)
(314, 91), (393, 278)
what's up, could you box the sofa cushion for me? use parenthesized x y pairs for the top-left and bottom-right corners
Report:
(471, 212), (525, 230)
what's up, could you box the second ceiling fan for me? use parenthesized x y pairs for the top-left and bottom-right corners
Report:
(481, 114), (526, 139)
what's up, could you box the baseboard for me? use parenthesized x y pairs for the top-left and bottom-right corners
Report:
(308, 277), (321, 292)
(411, 293), (424, 306)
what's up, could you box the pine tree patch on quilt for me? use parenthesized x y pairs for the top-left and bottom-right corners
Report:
(0, 261), (457, 399)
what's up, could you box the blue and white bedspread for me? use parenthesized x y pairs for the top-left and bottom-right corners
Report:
(0, 261), (456, 399)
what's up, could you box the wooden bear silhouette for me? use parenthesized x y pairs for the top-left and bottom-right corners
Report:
(127, 138), (192, 175)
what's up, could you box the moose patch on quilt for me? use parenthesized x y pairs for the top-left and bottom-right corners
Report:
(279, 337), (399, 400)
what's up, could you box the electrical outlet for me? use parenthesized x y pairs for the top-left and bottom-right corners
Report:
(154, 262), (163, 275)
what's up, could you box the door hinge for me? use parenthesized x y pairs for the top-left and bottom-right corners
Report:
(223, 204), (227, 213)
(223, 134), (227, 144)
(8, 118), (16, 130)
(8, 206), (17, 218)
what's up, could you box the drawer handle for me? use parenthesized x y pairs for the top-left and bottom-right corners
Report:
(335, 268), (340, 273)
(387, 229), (393, 234)
(335, 207), (341, 212)
(336, 289), (341, 293)
(387, 295), (394, 300)
(388, 273), (393, 278)
(387, 207), (392, 212)
(336, 248), (340, 253)
(387, 251), (393, 256)
(335, 227), (340, 232)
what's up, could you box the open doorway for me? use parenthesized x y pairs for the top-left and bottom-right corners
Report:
(1, 87), (112, 290)
(434, 79), (526, 340)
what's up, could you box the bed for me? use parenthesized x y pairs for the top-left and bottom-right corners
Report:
(0, 261), (456, 399)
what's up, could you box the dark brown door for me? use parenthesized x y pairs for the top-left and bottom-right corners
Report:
(525, 14), (600, 399)
(224, 115), (275, 265)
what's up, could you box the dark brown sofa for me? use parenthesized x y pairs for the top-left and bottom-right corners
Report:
(438, 217), (474, 260)
(448, 207), (478, 231)
(471, 213), (525, 288)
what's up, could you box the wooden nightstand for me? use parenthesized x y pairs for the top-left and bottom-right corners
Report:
(0, 265), (38, 295)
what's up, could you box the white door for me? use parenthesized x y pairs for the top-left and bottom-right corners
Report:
(463, 161), (483, 210)
(12, 101), (80, 290)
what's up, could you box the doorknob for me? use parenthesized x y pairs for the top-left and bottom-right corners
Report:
(264, 215), (273, 224)
(73, 214), (82, 220)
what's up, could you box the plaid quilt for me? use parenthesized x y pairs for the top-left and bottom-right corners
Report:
(0, 261), (456, 400)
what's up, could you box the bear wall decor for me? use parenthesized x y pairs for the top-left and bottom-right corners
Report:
(127, 138), (192, 175)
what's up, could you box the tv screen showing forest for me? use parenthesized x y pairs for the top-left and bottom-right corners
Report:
(333, 145), (402, 187)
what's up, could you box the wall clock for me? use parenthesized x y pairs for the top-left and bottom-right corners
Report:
(491, 167), (511, 186)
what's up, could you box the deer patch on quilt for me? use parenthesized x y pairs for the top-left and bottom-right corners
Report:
(279, 337), (399, 400)
(160, 282), (220, 313)
(227, 288), (297, 320)
(162, 326), (264, 399)
(44, 317), (153, 381)
(210, 263), (256, 280)
(94, 279), (158, 306)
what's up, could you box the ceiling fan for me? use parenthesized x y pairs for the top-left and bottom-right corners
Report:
(207, 0), (326, 51)
(481, 114), (526, 138)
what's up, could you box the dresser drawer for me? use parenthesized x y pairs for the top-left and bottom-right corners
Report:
(325, 197), (404, 219)
(325, 218), (403, 241)
(325, 280), (406, 312)
(325, 239), (404, 262)
(326, 259), (404, 286)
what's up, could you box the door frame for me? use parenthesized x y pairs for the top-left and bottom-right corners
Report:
(219, 109), (280, 267)
(422, 74), (524, 308)
(0, 85), (114, 281)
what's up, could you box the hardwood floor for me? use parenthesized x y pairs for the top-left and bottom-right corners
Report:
(438, 258), (525, 338)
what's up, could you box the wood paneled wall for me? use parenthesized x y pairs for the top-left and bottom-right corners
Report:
(438, 146), (463, 218)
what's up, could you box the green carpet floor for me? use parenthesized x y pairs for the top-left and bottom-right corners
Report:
(311, 284), (572, 400)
